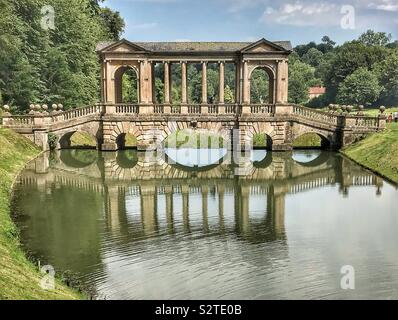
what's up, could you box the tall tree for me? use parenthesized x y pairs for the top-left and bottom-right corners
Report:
(337, 68), (381, 106)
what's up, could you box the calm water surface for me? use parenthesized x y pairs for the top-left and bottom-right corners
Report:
(12, 149), (398, 300)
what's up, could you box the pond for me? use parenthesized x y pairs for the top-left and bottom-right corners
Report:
(12, 149), (398, 300)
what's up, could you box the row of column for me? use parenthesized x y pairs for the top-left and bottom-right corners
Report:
(163, 61), (228, 105)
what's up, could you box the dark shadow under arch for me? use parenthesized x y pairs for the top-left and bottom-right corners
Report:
(116, 133), (138, 150)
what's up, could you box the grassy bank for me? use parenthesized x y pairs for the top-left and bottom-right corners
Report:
(0, 129), (82, 300)
(342, 123), (398, 184)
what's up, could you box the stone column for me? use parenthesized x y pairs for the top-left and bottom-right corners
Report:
(181, 62), (188, 104)
(242, 60), (251, 113)
(164, 62), (170, 104)
(219, 62), (225, 104)
(139, 60), (146, 104)
(242, 61), (250, 104)
(276, 60), (282, 104)
(201, 62), (207, 104)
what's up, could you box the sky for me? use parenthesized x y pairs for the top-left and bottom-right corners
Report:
(102, 0), (398, 46)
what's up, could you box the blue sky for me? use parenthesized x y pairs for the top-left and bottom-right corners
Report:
(103, 0), (398, 46)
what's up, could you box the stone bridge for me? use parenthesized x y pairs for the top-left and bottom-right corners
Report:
(0, 103), (386, 152)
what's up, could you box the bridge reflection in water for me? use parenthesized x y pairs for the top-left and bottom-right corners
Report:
(13, 149), (389, 299)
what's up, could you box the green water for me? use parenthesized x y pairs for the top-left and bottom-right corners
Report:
(12, 149), (398, 299)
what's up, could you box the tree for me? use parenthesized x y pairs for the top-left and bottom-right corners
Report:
(336, 68), (381, 105)
(0, 0), (125, 112)
(250, 69), (269, 103)
(288, 60), (321, 104)
(375, 50), (398, 104)
(224, 85), (234, 103)
(358, 30), (392, 47)
(100, 8), (125, 41)
(302, 48), (324, 68)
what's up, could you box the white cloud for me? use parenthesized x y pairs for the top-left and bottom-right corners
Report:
(260, 2), (338, 27)
(368, 0), (398, 12)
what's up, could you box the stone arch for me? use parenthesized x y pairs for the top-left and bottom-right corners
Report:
(248, 64), (276, 105)
(57, 127), (101, 150)
(243, 122), (278, 151)
(291, 125), (332, 149)
(161, 121), (232, 150)
(114, 65), (140, 104)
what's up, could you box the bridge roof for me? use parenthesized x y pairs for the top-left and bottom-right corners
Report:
(96, 39), (293, 53)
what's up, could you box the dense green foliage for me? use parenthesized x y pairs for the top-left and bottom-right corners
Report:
(0, 0), (124, 113)
(295, 30), (398, 108)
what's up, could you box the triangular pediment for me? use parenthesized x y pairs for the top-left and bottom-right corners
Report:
(241, 38), (287, 53)
(100, 39), (148, 53)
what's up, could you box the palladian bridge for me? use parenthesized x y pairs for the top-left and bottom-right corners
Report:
(0, 38), (386, 151)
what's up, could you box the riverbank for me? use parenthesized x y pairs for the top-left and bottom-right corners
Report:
(342, 123), (398, 184)
(0, 129), (83, 300)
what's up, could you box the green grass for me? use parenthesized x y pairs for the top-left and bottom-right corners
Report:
(165, 130), (224, 149)
(0, 129), (83, 300)
(70, 132), (97, 148)
(362, 107), (398, 117)
(342, 123), (398, 184)
(253, 133), (269, 148)
(293, 133), (322, 148)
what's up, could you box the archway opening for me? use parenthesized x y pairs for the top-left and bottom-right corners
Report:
(225, 63), (237, 103)
(250, 67), (274, 104)
(59, 131), (97, 149)
(164, 129), (225, 149)
(187, 63), (203, 104)
(116, 133), (138, 150)
(293, 133), (330, 150)
(252, 133), (273, 150)
(115, 66), (139, 104)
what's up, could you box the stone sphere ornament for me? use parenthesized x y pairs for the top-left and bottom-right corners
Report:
(52, 104), (58, 110)
(379, 106), (386, 114)
(30, 104), (35, 110)
(35, 104), (41, 111)
(358, 105), (364, 111)
(346, 105), (353, 113)
(3, 105), (10, 111)
(58, 104), (63, 110)
(42, 104), (48, 111)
